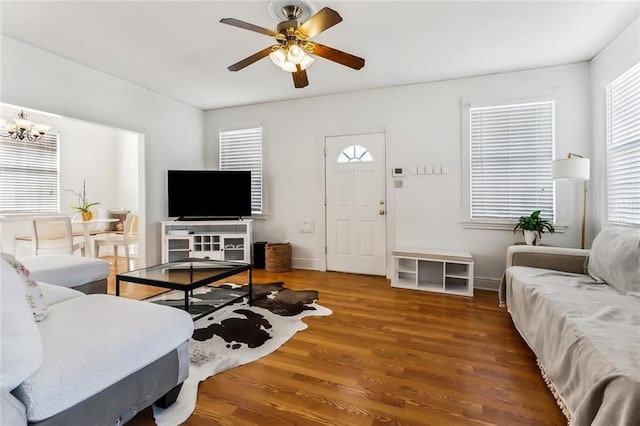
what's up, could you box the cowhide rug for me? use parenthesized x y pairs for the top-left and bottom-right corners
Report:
(148, 282), (332, 426)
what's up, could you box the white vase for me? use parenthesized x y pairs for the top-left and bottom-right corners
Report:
(524, 230), (538, 245)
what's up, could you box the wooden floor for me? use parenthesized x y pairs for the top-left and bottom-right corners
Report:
(105, 257), (565, 426)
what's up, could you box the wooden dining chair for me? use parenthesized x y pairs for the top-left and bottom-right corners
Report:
(31, 216), (86, 256)
(93, 213), (139, 271)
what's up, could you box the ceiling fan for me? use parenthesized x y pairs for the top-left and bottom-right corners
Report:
(220, 4), (365, 88)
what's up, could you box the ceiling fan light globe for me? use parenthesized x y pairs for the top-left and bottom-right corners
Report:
(287, 44), (305, 64)
(299, 54), (314, 70)
(280, 61), (297, 72)
(269, 48), (287, 67)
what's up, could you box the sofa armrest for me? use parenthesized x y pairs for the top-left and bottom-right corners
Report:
(499, 245), (590, 307)
(507, 245), (590, 273)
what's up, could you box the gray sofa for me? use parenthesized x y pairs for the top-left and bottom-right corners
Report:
(500, 228), (640, 426)
(1, 254), (194, 425)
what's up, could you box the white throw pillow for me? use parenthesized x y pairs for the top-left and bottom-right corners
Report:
(0, 256), (43, 391)
(0, 253), (47, 321)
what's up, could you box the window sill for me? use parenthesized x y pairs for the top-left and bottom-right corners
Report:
(250, 213), (269, 220)
(461, 220), (567, 233)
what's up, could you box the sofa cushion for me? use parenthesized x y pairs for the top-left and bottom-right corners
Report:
(588, 228), (640, 296)
(0, 254), (47, 322)
(12, 294), (194, 422)
(38, 282), (84, 306)
(18, 255), (109, 289)
(0, 257), (43, 391)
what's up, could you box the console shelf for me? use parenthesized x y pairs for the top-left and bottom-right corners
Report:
(161, 220), (252, 264)
(391, 248), (474, 297)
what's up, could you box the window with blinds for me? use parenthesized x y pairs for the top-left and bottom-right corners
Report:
(607, 62), (640, 227)
(470, 101), (555, 222)
(0, 132), (59, 214)
(219, 127), (263, 215)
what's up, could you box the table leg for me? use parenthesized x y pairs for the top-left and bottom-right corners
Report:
(81, 222), (92, 257)
(184, 291), (189, 313)
(116, 277), (120, 296)
(249, 267), (253, 306)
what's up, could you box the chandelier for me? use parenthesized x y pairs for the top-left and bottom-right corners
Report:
(1, 110), (51, 142)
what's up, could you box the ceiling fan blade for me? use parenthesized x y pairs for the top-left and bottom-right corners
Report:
(311, 43), (365, 70)
(228, 47), (273, 72)
(220, 18), (279, 38)
(292, 67), (309, 88)
(298, 7), (343, 39)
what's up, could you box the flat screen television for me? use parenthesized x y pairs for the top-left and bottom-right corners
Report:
(167, 170), (251, 219)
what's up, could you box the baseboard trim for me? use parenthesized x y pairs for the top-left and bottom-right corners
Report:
(291, 258), (322, 270)
(475, 277), (500, 292)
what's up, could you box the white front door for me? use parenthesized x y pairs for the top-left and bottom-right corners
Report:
(325, 133), (386, 275)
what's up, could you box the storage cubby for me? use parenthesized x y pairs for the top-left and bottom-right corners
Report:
(391, 248), (474, 297)
(161, 220), (253, 264)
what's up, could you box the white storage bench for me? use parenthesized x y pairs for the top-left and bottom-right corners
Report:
(391, 248), (474, 296)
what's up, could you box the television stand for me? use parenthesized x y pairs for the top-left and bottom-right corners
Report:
(161, 219), (253, 263)
(176, 216), (245, 221)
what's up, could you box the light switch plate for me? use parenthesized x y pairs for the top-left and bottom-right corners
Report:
(298, 219), (314, 233)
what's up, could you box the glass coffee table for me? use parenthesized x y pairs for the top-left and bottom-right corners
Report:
(116, 258), (252, 320)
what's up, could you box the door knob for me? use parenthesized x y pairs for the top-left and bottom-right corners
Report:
(379, 209), (385, 215)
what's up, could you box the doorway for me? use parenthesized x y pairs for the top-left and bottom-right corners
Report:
(325, 132), (386, 275)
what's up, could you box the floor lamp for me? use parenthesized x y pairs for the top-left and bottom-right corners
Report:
(552, 153), (591, 249)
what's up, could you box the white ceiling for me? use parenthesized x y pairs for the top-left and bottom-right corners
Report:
(1, 1), (638, 111)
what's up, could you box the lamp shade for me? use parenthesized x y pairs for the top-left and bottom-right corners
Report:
(552, 157), (590, 181)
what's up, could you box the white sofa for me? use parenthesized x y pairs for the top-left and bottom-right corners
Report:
(1, 254), (194, 425)
(500, 228), (640, 425)
(18, 254), (110, 294)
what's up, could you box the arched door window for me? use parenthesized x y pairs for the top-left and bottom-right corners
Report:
(337, 144), (373, 163)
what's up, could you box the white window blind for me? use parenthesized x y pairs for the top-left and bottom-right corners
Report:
(0, 132), (59, 214)
(607, 62), (640, 226)
(470, 101), (555, 221)
(219, 127), (263, 215)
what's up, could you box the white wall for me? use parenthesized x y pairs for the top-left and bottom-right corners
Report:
(205, 63), (592, 287)
(0, 35), (205, 264)
(589, 16), (640, 234)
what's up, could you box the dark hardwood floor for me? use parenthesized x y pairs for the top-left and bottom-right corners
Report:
(104, 257), (564, 425)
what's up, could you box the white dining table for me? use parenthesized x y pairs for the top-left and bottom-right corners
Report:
(72, 217), (119, 257)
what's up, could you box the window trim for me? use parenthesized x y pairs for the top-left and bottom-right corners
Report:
(461, 91), (563, 230)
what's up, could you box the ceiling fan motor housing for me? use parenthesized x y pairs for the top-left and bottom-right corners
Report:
(282, 5), (303, 20)
(276, 19), (299, 36)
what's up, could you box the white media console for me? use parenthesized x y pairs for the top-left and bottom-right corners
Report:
(391, 248), (474, 297)
(161, 219), (253, 264)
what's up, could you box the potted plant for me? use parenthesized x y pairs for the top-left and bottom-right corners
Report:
(65, 180), (100, 221)
(513, 210), (555, 245)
